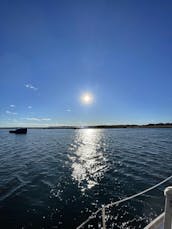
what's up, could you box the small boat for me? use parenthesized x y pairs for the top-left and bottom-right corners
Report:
(9, 128), (27, 134)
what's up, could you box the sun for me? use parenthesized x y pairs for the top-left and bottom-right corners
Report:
(80, 92), (94, 105)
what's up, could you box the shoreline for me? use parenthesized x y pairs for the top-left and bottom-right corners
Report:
(1, 123), (172, 129)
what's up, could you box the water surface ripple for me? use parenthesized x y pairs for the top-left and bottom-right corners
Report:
(0, 128), (172, 228)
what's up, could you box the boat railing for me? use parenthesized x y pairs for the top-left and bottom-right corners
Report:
(144, 213), (164, 229)
(76, 175), (172, 229)
(164, 187), (172, 229)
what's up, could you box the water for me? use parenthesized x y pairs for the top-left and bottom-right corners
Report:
(0, 128), (172, 229)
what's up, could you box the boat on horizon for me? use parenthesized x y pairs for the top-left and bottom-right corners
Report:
(9, 128), (27, 134)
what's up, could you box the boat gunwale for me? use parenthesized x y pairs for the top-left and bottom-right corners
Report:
(144, 213), (164, 229)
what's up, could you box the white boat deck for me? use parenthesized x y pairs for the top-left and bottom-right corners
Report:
(144, 213), (164, 229)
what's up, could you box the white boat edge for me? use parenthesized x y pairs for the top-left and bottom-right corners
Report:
(144, 213), (164, 229)
(76, 185), (172, 229)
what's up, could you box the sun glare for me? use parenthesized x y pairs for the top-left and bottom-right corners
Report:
(80, 92), (94, 105)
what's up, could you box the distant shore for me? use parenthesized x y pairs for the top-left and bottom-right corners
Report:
(1, 123), (172, 129)
(47, 123), (172, 129)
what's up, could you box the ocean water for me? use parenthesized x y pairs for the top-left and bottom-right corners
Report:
(0, 128), (172, 229)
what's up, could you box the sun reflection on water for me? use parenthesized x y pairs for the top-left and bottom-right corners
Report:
(69, 129), (107, 192)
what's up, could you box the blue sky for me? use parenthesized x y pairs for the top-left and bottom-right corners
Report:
(0, 0), (172, 127)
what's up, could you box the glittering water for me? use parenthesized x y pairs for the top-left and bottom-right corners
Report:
(0, 128), (172, 229)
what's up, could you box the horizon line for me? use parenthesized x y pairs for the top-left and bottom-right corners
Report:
(1, 122), (172, 129)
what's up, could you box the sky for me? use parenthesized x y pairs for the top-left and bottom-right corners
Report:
(0, 0), (172, 127)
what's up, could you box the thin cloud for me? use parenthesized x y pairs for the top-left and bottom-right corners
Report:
(66, 109), (71, 112)
(25, 83), (38, 91)
(28, 106), (32, 109)
(41, 118), (51, 121)
(24, 117), (51, 121)
(25, 118), (40, 121)
(7, 122), (49, 127)
(6, 110), (17, 115)
(10, 105), (15, 108)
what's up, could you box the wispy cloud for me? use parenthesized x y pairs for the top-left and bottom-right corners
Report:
(10, 104), (15, 108)
(66, 109), (71, 112)
(5, 122), (49, 127)
(6, 110), (17, 115)
(28, 106), (32, 109)
(25, 83), (38, 91)
(25, 118), (40, 121)
(41, 118), (51, 121)
(24, 117), (51, 121)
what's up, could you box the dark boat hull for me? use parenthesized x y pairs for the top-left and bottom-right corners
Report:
(9, 128), (27, 134)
